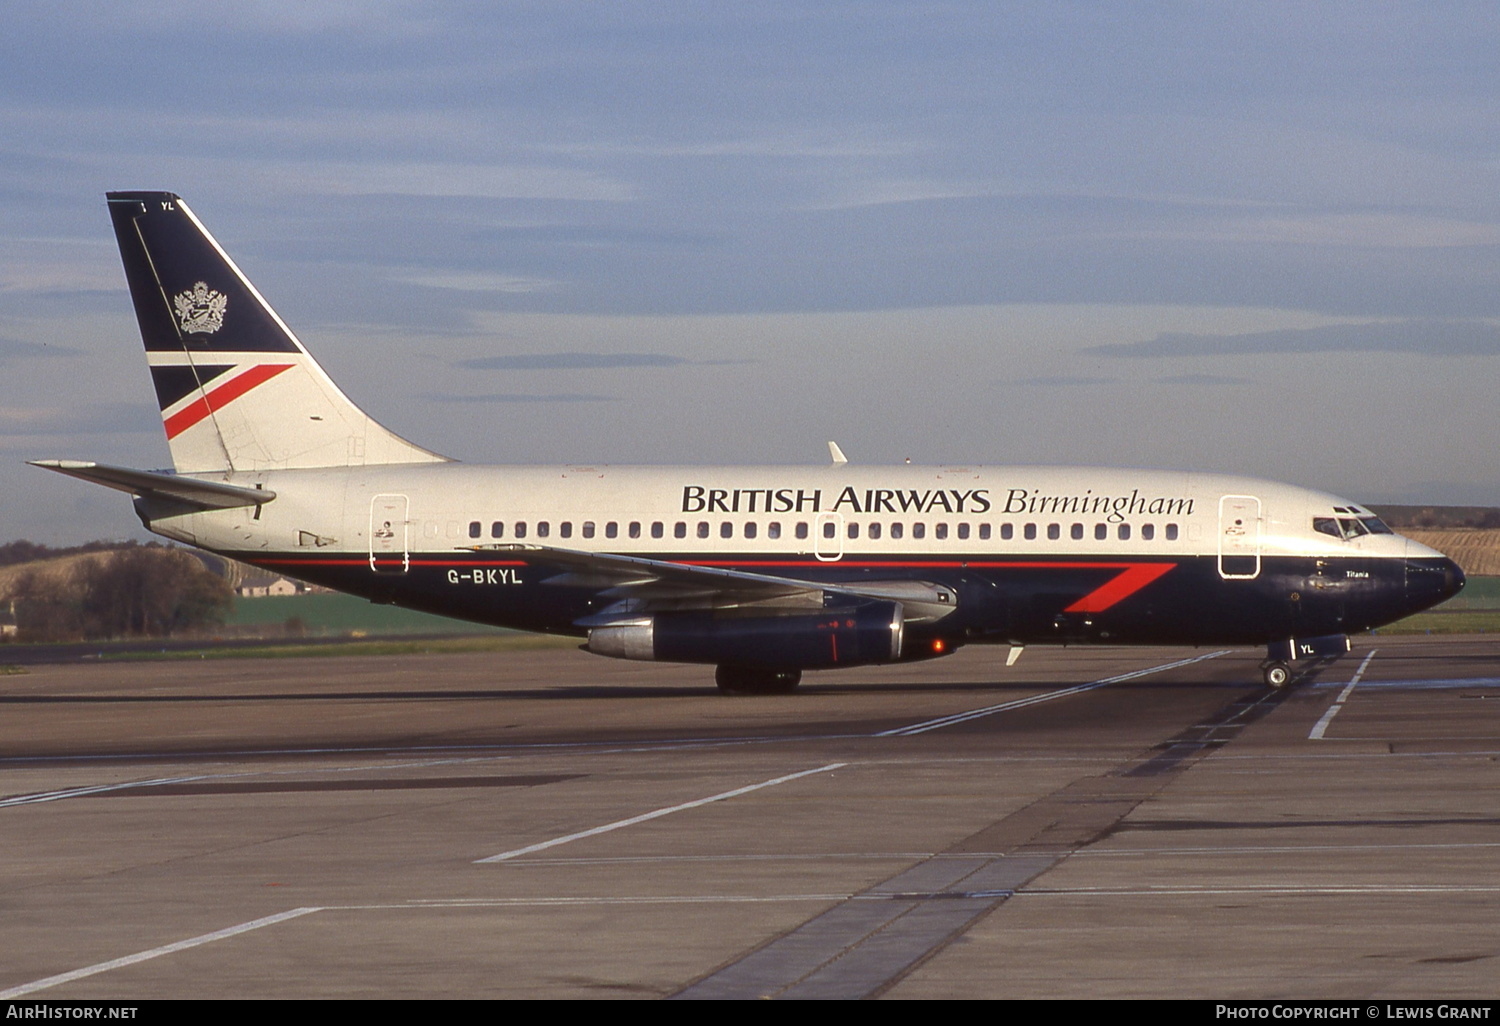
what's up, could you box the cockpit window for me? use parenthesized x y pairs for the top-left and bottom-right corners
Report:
(1315, 514), (1392, 540)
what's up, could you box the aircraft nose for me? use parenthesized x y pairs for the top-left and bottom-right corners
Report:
(1405, 551), (1465, 612)
(1442, 557), (1466, 601)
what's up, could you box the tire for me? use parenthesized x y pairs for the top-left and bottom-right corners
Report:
(715, 665), (802, 695)
(1263, 662), (1291, 689)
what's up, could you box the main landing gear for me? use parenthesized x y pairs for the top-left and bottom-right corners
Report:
(715, 665), (802, 695)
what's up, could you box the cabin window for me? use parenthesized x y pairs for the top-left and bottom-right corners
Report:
(744, 522), (757, 539)
(490, 521), (504, 539)
(446, 521), (460, 539)
(468, 521), (481, 539)
(605, 522), (618, 539)
(582, 521), (595, 539)
(935, 523), (948, 540)
(869, 522), (882, 540)
(848, 522), (860, 539)
(721, 522), (734, 539)
(1141, 524), (1155, 540)
(795, 522), (809, 540)
(629, 522), (641, 539)
(1024, 523), (1036, 540)
(674, 522), (687, 539)
(1165, 523), (1179, 541)
(1118, 524), (1131, 540)
(1047, 524), (1060, 541)
(890, 523), (904, 539)
(559, 522), (572, 539)
(979, 524), (991, 541)
(957, 523), (970, 540)
(912, 523), (926, 540)
(698, 522), (710, 539)
(536, 521), (550, 538)
(768, 522), (782, 539)
(651, 522), (664, 539)
(1070, 523), (1083, 540)
(1001, 523), (1014, 540)
(514, 522), (527, 539)
(823, 521), (837, 539)
(1095, 523), (1107, 541)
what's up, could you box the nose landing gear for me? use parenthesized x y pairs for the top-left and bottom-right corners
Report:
(1262, 661), (1292, 689)
(1262, 634), (1351, 689)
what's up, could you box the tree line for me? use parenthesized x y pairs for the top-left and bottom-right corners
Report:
(2, 541), (232, 643)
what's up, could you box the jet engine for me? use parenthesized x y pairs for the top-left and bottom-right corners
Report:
(587, 601), (904, 669)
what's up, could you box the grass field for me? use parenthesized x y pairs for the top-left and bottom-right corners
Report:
(224, 592), (509, 636)
(1372, 575), (1500, 634)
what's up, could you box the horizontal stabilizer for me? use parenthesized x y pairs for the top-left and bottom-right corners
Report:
(28, 460), (275, 510)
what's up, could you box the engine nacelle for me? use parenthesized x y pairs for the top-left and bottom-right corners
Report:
(587, 602), (904, 669)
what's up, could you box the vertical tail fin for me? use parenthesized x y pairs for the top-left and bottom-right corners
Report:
(106, 191), (448, 473)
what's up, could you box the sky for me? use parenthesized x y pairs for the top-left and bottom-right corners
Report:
(3, 1), (1500, 543)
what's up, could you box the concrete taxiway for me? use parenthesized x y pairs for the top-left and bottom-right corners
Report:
(1, 637), (1497, 999)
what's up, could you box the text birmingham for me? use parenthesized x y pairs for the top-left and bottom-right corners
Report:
(681, 486), (1195, 522)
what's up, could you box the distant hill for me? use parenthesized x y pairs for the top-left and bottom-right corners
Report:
(1370, 505), (1500, 530)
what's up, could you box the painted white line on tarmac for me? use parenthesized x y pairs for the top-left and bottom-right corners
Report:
(0, 907), (323, 998)
(1308, 649), (1377, 740)
(0, 775), (217, 808)
(475, 762), (847, 863)
(878, 650), (1231, 737)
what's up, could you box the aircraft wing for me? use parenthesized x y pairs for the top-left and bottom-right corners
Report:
(28, 460), (276, 510)
(474, 543), (957, 626)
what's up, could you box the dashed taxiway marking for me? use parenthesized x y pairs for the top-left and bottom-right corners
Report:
(1308, 649), (1377, 740)
(878, 650), (1230, 736)
(0, 907), (322, 998)
(475, 762), (847, 863)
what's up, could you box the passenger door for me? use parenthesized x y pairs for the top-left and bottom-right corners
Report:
(1218, 494), (1261, 579)
(369, 494), (410, 573)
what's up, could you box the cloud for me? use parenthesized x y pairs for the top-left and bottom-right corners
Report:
(393, 271), (558, 294)
(1113, 212), (1500, 249)
(463, 225), (724, 249)
(1154, 373), (1247, 385)
(421, 392), (616, 404)
(298, 162), (635, 203)
(1002, 375), (1117, 387)
(0, 402), (157, 436)
(455, 352), (690, 371)
(0, 338), (81, 362)
(1086, 321), (1500, 358)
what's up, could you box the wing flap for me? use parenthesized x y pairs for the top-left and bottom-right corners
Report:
(471, 543), (958, 624)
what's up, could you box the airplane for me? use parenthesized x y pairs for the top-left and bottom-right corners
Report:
(31, 191), (1465, 693)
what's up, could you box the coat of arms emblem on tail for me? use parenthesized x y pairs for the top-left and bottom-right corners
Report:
(173, 281), (227, 334)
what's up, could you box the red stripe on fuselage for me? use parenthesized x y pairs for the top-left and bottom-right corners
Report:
(252, 555), (1176, 614)
(163, 363), (294, 440)
(678, 559), (1177, 613)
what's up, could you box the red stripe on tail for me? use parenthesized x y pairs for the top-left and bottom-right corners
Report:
(163, 363), (294, 440)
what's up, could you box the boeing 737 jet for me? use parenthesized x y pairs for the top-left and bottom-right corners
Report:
(32, 192), (1465, 692)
